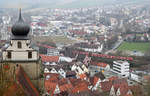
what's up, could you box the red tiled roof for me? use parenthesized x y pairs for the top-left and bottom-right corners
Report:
(101, 81), (112, 92)
(129, 85), (142, 96)
(89, 77), (94, 86)
(59, 83), (73, 92)
(108, 76), (118, 81)
(91, 62), (108, 68)
(78, 73), (87, 80)
(45, 74), (59, 95)
(15, 66), (40, 96)
(45, 77), (91, 95)
(89, 76), (101, 86)
(69, 78), (79, 86)
(93, 76), (99, 86)
(45, 82), (57, 95)
(71, 81), (89, 93)
(112, 78), (128, 90)
(3, 83), (25, 96)
(119, 86), (130, 96)
(58, 79), (73, 93)
(112, 79), (129, 96)
(58, 78), (68, 85)
(101, 78), (129, 94)
(40, 54), (59, 62)
(45, 74), (59, 83)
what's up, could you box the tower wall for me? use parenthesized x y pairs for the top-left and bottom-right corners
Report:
(2, 60), (43, 89)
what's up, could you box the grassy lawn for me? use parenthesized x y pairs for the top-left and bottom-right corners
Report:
(32, 36), (76, 44)
(118, 42), (150, 52)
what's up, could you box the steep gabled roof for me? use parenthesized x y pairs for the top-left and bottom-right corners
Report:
(112, 78), (128, 89)
(44, 73), (59, 95)
(3, 82), (25, 96)
(71, 80), (89, 94)
(101, 81), (112, 92)
(15, 66), (40, 96)
(58, 78), (73, 93)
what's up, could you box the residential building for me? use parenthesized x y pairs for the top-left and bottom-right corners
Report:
(74, 42), (103, 53)
(112, 61), (130, 77)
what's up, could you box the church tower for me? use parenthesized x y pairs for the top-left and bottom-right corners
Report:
(1, 9), (42, 89)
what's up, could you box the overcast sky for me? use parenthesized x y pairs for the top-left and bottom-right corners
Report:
(0, 0), (148, 8)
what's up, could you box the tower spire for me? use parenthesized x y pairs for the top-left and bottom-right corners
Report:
(19, 8), (23, 21)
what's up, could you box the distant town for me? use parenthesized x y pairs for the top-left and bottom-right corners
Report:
(0, 2), (150, 96)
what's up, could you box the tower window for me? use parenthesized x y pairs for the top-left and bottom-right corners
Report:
(28, 52), (32, 59)
(17, 42), (22, 48)
(8, 52), (11, 59)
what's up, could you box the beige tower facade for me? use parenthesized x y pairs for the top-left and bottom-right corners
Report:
(2, 39), (42, 80)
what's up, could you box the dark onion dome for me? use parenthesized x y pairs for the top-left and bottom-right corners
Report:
(11, 9), (30, 36)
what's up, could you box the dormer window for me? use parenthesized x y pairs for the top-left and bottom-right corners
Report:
(17, 42), (22, 48)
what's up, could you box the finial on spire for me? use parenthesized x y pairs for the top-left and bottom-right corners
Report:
(19, 8), (23, 21)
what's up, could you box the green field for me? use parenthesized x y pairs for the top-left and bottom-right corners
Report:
(118, 42), (150, 52)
